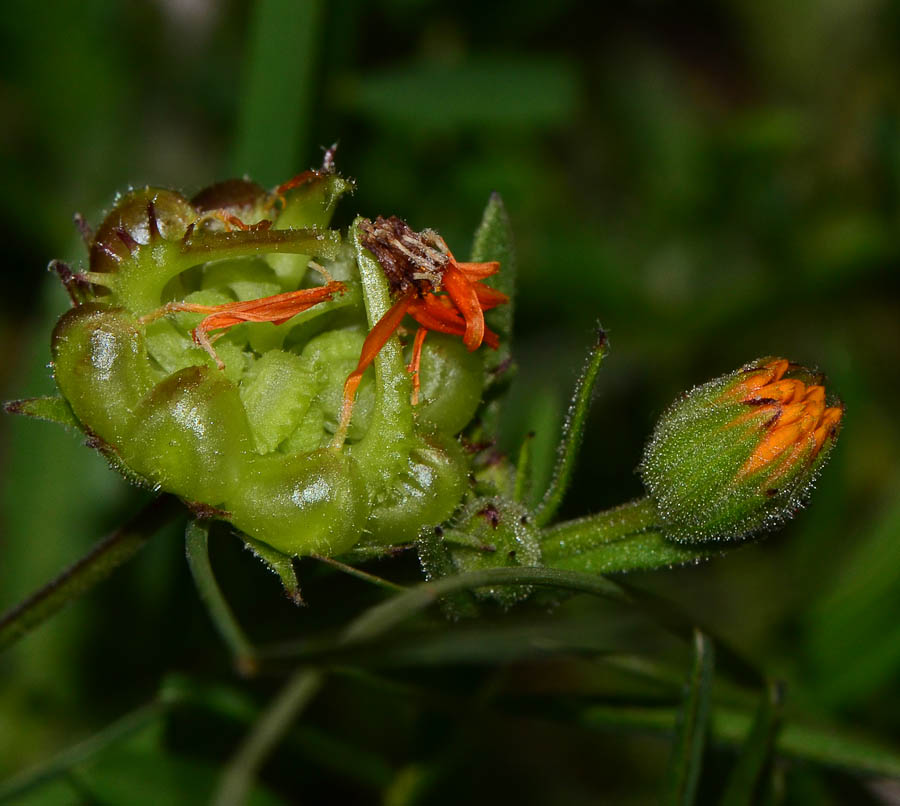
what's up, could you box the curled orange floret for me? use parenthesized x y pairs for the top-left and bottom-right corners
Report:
(734, 358), (844, 478)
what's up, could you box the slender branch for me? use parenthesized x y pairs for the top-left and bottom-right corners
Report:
(185, 520), (258, 676)
(533, 327), (609, 527)
(339, 566), (629, 645)
(0, 495), (183, 654)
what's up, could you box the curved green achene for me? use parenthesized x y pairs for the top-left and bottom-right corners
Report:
(533, 326), (609, 527)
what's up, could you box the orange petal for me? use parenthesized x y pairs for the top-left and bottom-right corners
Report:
(456, 260), (500, 280)
(442, 264), (484, 350)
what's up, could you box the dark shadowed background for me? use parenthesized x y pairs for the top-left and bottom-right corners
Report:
(2, 1), (899, 803)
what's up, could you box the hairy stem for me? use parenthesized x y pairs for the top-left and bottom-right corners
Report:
(540, 497), (658, 561)
(0, 495), (182, 654)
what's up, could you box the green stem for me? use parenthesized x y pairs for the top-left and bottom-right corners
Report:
(212, 670), (324, 806)
(541, 497), (658, 561)
(533, 327), (608, 527)
(340, 566), (629, 644)
(0, 495), (182, 654)
(548, 530), (723, 576)
(185, 520), (258, 676)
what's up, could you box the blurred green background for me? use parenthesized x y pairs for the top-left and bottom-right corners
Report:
(1, 0), (899, 803)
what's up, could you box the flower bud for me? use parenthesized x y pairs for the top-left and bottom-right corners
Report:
(640, 357), (843, 543)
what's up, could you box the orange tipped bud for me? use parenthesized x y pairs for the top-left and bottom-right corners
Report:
(640, 357), (843, 544)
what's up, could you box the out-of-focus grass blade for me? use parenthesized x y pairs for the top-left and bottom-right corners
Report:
(580, 702), (900, 779)
(805, 476), (900, 707)
(662, 629), (715, 806)
(0, 701), (283, 806)
(230, 0), (323, 185)
(720, 681), (784, 806)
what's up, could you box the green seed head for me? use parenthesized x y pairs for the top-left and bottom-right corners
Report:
(45, 166), (507, 563)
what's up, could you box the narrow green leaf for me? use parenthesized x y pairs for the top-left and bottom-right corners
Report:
(185, 520), (257, 675)
(662, 629), (715, 806)
(3, 396), (80, 430)
(720, 682), (784, 806)
(533, 327), (609, 527)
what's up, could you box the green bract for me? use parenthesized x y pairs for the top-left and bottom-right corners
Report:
(47, 170), (509, 561)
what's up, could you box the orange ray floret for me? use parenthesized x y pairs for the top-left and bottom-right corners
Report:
(143, 281), (346, 369)
(734, 359), (843, 479)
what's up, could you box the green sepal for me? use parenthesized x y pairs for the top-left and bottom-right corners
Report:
(3, 395), (81, 430)
(241, 534), (304, 604)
